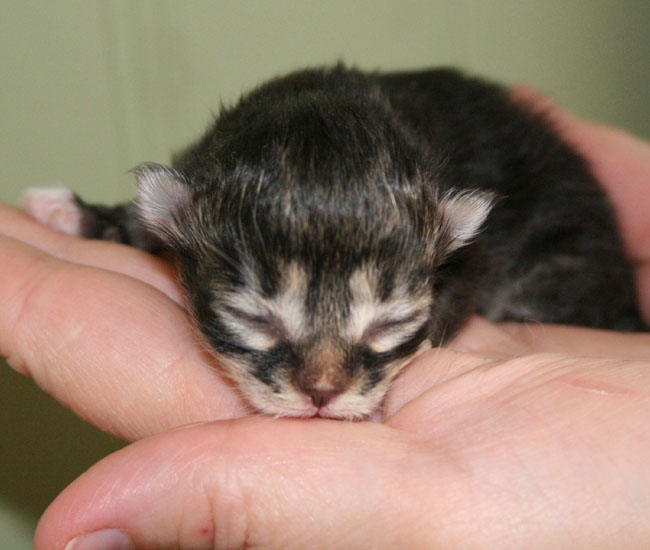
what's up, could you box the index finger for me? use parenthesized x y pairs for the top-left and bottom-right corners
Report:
(0, 202), (184, 305)
(0, 235), (247, 441)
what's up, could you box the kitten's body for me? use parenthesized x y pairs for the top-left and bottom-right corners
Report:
(25, 66), (644, 419)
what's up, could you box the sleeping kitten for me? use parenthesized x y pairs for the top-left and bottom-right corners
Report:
(23, 66), (644, 419)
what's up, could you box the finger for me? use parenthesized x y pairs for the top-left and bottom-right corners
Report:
(0, 235), (246, 440)
(511, 87), (650, 265)
(446, 315), (650, 360)
(497, 322), (650, 360)
(382, 317), (528, 420)
(386, 316), (650, 424)
(563, 122), (650, 265)
(34, 419), (432, 550)
(383, 341), (497, 420)
(510, 85), (560, 118)
(0, 202), (183, 304)
(445, 316), (531, 357)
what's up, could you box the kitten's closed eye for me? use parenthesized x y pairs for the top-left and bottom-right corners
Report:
(361, 311), (428, 353)
(218, 306), (287, 352)
(222, 306), (288, 348)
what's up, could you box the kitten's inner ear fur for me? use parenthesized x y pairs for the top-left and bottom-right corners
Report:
(134, 163), (192, 241)
(439, 190), (493, 253)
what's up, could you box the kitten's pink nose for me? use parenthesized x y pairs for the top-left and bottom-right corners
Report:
(294, 367), (347, 408)
(304, 388), (339, 408)
(295, 344), (350, 408)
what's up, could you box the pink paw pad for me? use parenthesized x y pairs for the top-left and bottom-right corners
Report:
(22, 187), (83, 236)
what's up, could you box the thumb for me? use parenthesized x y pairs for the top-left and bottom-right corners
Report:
(448, 316), (650, 360)
(34, 418), (431, 550)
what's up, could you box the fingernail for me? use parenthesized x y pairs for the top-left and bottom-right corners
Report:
(64, 529), (134, 550)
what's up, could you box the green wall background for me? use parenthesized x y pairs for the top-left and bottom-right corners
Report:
(1, 1), (648, 547)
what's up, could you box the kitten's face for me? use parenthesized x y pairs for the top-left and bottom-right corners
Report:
(135, 162), (490, 419)
(201, 259), (434, 419)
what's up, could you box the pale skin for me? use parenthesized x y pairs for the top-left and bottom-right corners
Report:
(1, 91), (649, 549)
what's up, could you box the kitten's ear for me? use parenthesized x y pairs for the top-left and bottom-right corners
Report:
(133, 163), (192, 242)
(438, 190), (494, 253)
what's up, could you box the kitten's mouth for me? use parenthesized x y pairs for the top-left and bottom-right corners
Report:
(307, 399), (373, 421)
(273, 398), (369, 421)
(311, 409), (359, 421)
(255, 394), (375, 421)
(312, 406), (346, 420)
(298, 401), (347, 420)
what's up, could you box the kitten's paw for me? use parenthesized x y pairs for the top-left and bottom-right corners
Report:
(22, 187), (83, 236)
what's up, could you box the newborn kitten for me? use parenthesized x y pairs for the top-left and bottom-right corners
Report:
(24, 66), (644, 419)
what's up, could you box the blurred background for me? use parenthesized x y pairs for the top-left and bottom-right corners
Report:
(1, 1), (648, 546)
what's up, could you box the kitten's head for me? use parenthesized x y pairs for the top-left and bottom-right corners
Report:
(133, 88), (491, 419)
(134, 162), (490, 419)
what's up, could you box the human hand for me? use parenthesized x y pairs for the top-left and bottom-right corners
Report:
(0, 202), (249, 441)
(5, 92), (650, 548)
(33, 330), (650, 549)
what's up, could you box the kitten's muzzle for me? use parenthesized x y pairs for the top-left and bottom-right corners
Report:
(293, 347), (351, 408)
